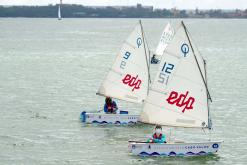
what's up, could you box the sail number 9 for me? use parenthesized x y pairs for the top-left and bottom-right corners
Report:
(120, 51), (131, 69)
(158, 62), (174, 84)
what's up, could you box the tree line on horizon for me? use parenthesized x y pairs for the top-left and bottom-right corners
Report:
(0, 4), (247, 18)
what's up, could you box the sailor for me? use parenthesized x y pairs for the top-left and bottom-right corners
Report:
(151, 54), (159, 64)
(104, 97), (118, 114)
(147, 125), (166, 143)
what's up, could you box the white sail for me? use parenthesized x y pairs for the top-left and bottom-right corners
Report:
(58, 0), (62, 20)
(97, 22), (150, 103)
(140, 21), (210, 128)
(154, 22), (174, 56)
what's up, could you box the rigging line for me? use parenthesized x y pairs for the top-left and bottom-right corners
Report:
(204, 59), (212, 129)
(140, 20), (151, 67)
(173, 71), (207, 87)
(186, 29), (206, 61)
(181, 21), (212, 102)
(139, 20), (151, 92)
(139, 20), (151, 84)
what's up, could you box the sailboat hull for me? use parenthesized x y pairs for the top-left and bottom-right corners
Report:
(80, 111), (139, 125)
(128, 141), (223, 156)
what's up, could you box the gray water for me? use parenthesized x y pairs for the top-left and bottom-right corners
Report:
(0, 18), (247, 165)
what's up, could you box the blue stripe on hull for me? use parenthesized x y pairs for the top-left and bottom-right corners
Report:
(138, 151), (213, 156)
(89, 120), (137, 125)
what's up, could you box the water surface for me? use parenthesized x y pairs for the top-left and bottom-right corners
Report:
(0, 18), (247, 165)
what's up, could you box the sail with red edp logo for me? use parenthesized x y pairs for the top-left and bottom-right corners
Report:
(122, 74), (142, 92)
(97, 21), (150, 103)
(166, 91), (195, 113)
(140, 21), (212, 128)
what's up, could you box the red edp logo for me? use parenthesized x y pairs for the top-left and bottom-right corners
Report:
(166, 91), (195, 113)
(122, 74), (142, 91)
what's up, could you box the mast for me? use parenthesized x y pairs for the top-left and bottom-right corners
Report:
(181, 21), (212, 102)
(139, 20), (151, 91)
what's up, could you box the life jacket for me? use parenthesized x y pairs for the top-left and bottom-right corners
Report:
(153, 133), (162, 139)
(106, 102), (116, 113)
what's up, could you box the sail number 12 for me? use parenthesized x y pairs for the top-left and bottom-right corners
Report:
(158, 62), (174, 84)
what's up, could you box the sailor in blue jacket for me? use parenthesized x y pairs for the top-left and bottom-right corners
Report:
(104, 97), (118, 114)
(147, 125), (166, 143)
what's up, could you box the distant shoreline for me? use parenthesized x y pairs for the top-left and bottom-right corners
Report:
(0, 4), (246, 19)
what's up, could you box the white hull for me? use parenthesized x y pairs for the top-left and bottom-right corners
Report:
(129, 141), (223, 156)
(80, 111), (139, 125)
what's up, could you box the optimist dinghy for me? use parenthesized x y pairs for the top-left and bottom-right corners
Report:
(128, 21), (223, 156)
(81, 20), (151, 125)
(129, 140), (222, 156)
